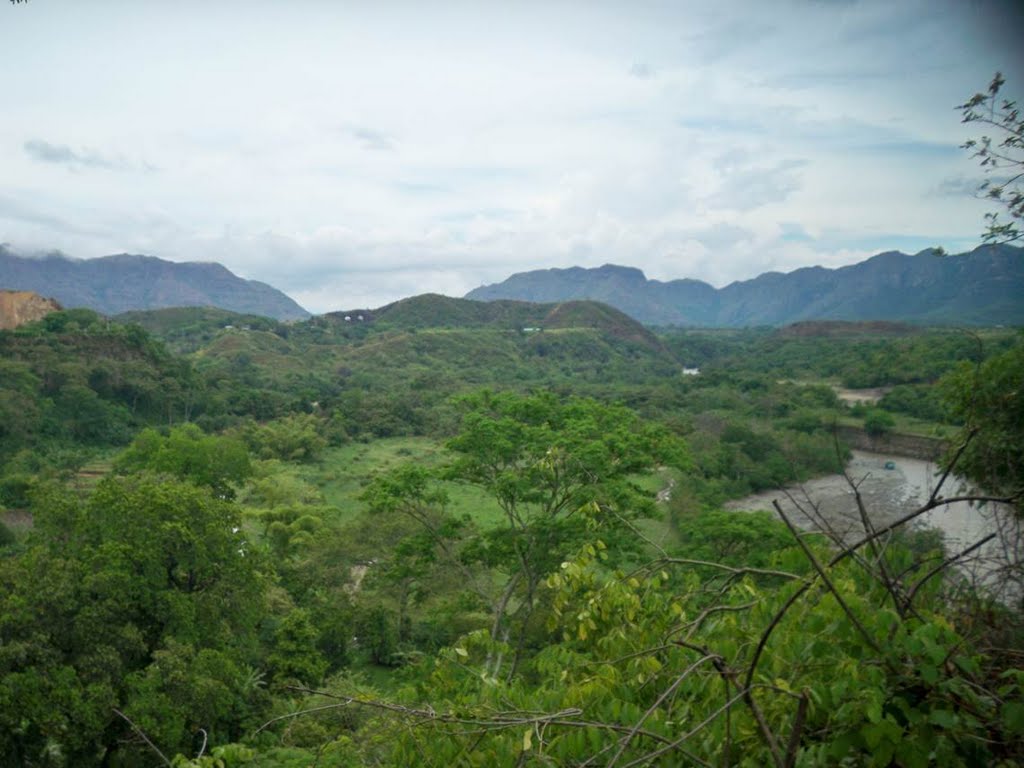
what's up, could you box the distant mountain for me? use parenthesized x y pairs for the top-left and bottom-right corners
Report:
(466, 244), (1024, 327)
(0, 248), (310, 321)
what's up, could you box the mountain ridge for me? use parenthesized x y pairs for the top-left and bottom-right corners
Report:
(0, 248), (310, 321)
(466, 244), (1024, 326)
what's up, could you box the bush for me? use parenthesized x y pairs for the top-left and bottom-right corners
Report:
(864, 408), (895, 437)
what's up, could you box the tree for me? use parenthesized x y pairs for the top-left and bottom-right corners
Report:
(364, 391), (688, 679)
(941, 333), (1024, 505)
(116, 424), (252, 500)
(0, 476), (267, 765)
(959, 72), (1023, 244)
(268, 609), (328, 686)
(863, 407), (895, 438)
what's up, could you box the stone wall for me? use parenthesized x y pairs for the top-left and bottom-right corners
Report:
(836, 425), (945, 461)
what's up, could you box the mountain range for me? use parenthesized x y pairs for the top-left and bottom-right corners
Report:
(0, 248), (309, 321)
(3, 243), (1022, 327)
(466, 244), (1024, 327)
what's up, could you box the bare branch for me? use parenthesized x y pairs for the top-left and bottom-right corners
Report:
(617, 688), (749, 768)
(783, 691), (809, 768)
(195, 728), (208, 760)
(112, 709), (171, 768)
(655, 557), (805, 582)
(907, 533), (998, 604)
(253, 702), (353, 736)
(276, 686), (678, 746)
(773, 501), (885, 658)
(605, 655), (717, 768)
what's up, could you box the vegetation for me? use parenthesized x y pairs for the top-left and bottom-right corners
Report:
(0, 296), (1021, 767)
(959, 73), (1023, 244)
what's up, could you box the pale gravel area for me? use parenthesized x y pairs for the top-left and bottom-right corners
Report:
(726, 450), (1021, 599)
(830, 386), (892, 406)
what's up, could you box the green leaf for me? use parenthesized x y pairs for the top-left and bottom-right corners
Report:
(1002, 702), (1024, 736)
(928, 709), (958, 729)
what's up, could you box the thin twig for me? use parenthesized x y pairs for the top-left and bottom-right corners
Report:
(605, 655), (717, 768)
(112, 708), (171, 768)
(773, 501), (884, 658)
(929, 430), (977, 506)
(252, 702), (353, 735)
(675, 640), (785, 768)
(277, 687), (677, 745)
(907, 533), (998, 604)
(656, 557), (805, 581)
(618, 688), (751, 768)
(196, 728), (208, 760)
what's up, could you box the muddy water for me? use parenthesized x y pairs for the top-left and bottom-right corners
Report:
(726, 450), (1021, 598)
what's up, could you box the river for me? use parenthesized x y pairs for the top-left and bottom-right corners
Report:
(725, 450), (1021, 601)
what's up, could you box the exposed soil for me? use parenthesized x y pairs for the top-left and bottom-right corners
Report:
(831, 386), (891, 406)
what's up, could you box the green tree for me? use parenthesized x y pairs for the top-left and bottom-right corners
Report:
(268, 609), (328, 687)
(0, 476), (266, 765)
(116, 423), (252, 499)
(863, 407), (896, 438)
(240, 413), (327, 462)
(941, 334), (1024, 503)
(369, 390), (688, 679)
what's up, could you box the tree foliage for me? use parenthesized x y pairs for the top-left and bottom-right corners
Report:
(960, 72), (1024, 244)
(941, 333), (1024, 503)
(0, 475), (266, 765)
(116, 423), (253, 499)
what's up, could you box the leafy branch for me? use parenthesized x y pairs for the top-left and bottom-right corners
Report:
(959, 72), (1023, 244)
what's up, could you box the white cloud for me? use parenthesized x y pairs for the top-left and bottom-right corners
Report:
(0, 0), (1018, 313)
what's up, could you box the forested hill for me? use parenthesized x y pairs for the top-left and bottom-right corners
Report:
(330, 294), (668, 353)
(0, 247), (310, 321)
(466, 243), (1024, 327)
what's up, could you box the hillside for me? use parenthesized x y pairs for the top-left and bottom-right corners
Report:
(466, 244), (1024, 327)
(329, 294), (670, 354)
(0, 290), (61, 330)
(0, 247), (310, 321)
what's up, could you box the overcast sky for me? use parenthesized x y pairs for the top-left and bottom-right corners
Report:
(1, 1), (1022, 313)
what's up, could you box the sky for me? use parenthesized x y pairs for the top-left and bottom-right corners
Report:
(1, 0), (1022, 313)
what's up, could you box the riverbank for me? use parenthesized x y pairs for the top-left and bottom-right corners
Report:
(835, 426), (945, 461)
(726, 450), (1020, 599)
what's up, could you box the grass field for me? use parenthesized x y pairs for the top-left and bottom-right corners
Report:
(298, 437), (507, 528)
(295, 438), (682, 560)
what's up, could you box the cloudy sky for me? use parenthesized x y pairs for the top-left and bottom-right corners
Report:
(1, 0), (1021, 312)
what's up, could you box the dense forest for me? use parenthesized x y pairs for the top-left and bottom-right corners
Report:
(1, 301), (1022, 767)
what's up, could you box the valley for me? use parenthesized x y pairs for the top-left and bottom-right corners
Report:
(3, 4), (1021, 764)
(0, 296), (1021, 766)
